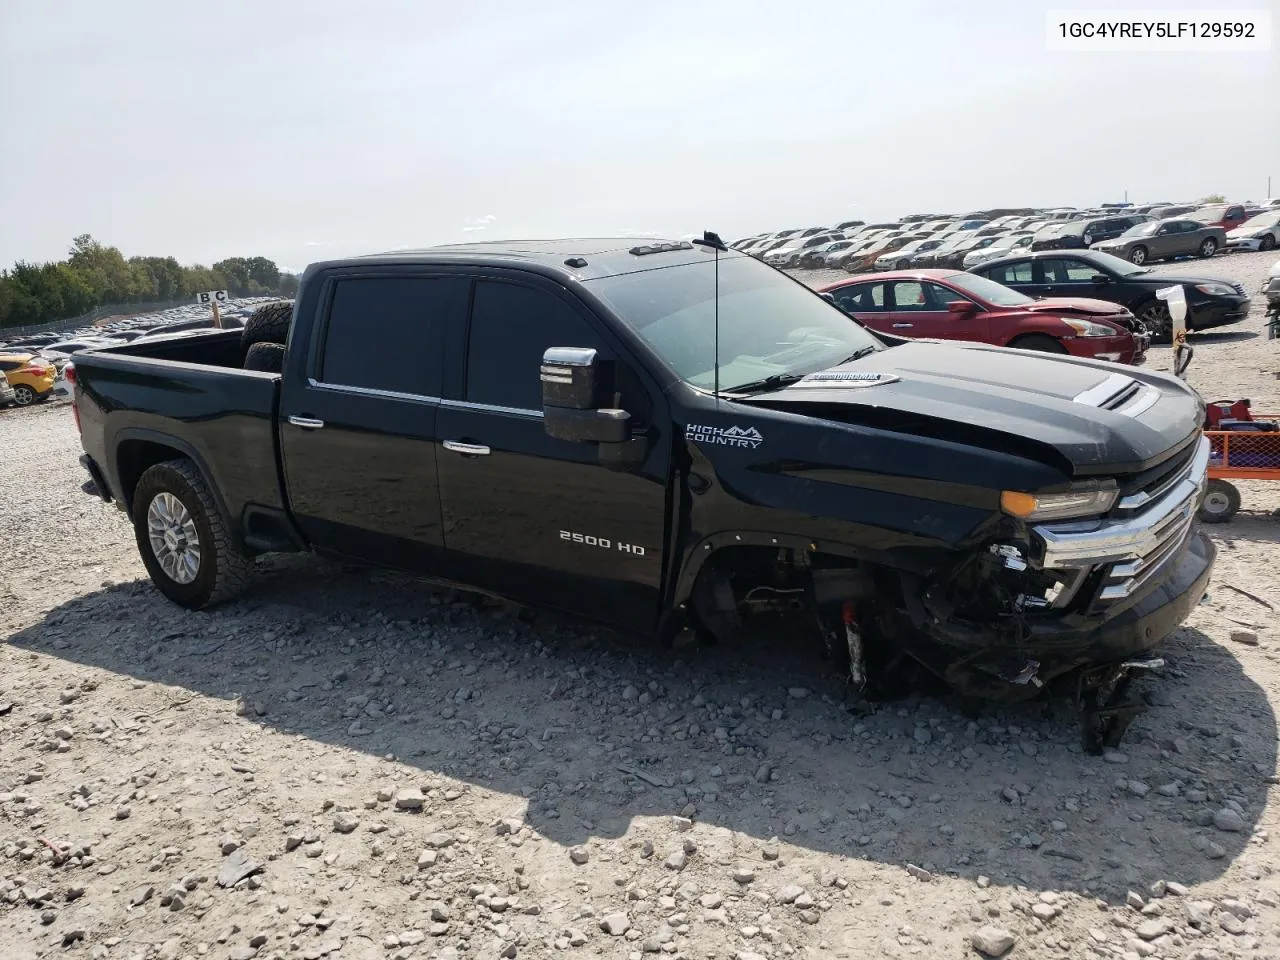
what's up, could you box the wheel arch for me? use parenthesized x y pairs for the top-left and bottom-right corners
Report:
(112, 430), (240, 548)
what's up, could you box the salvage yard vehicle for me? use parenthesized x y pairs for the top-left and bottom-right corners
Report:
(0, 352), (57, 406)
(819, 269), (1149, 363)
(1090, 218), (1225, 265)
(1226, 211), (1280, 252)
(970, 249), (1251, 340)
(70, 237), (1214, 750)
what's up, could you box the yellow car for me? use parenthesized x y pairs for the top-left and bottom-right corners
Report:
(0, 352), (57, 407)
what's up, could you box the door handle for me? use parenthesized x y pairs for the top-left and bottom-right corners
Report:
(288, 416), (325, 429)
(442, 440), (491, 457)
(892, 323), (914, 329)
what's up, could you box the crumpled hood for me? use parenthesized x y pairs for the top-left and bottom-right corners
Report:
(1017, 297), (1130, 317)
(745, 341), (1201, 475)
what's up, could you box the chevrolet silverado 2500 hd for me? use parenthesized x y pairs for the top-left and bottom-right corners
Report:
(69, 237), (1215, 750)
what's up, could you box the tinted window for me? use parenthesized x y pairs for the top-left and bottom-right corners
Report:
(0, 359), (17, 371)
(1040, 258), (1097, 283)
(832, 282), (885, 312)
(320, 277), (469, 397)
(466, 281), (604, 410)
(925, 283), (967, 306)
(985, 261), (1034, 285)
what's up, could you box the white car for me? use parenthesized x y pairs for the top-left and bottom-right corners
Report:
(1225, 211), (1280, 252)
(963, 233), (1034, 268)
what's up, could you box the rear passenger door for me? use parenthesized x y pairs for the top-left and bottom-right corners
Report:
(279, 271), (470, 572)
(434, 274), (670, 631)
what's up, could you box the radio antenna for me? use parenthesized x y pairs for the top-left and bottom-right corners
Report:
(692, 230), (727, 405)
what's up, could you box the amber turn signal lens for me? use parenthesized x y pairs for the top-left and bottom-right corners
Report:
(1000, 491), (1038, 517)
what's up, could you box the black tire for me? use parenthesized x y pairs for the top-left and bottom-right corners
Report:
(11, 384), (36, 406)
(1199, 237), (1218, 258)
(1260, 234), (1276, 252)
(244, 342), (285, 373)
(1198, 479), (1240, 524)
(131, 459), (252, 609)
(1129, 245), (1149, 265)
(1138, 300), (1172, 340)
(1009, 334), (1068, 354)
(240, 300), (294, 350)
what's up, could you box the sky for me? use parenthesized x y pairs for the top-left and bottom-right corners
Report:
(1, 0), (1276, 273)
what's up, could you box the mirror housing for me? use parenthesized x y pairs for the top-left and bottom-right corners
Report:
(947, 299), (977, 315)
(541, 346), (647, 467)
(543, 406), (630, 444)
(1090, 273), (1111, 284)
(540, 346), (600, 409)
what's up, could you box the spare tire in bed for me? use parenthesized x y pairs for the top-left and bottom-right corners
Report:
(241, 300), (294, 349)
(243, 341), (285, 373)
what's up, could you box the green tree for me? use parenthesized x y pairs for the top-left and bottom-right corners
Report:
(1200, 193), (1225, 204)
(67, 234), (138, 303)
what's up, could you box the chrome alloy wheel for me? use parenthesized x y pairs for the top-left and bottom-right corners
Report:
(147, 492), (201, 584)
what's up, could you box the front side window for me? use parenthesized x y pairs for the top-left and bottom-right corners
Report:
(320, 276), (469, 397)
(466, 280), (604, 411)
(586, 255), (881, 391)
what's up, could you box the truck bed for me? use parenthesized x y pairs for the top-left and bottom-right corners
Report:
(73, 329), (288, 538)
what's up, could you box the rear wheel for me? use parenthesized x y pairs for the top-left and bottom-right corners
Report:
(1129, 245), (1149, 265)
(132, 459), (252, 609)
(1199, 237), (1218, 258)
(12, 384), (36, 406)
(1009, 334), (1068, 354)
(1198, 479), (1240, 523)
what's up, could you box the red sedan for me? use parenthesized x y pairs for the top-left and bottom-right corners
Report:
(818, 269), (1149, 364)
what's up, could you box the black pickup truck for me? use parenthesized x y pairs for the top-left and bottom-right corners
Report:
(69, 237), (1215, 749)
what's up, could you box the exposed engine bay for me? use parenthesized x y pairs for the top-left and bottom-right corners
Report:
(686, 541), (1192, 754)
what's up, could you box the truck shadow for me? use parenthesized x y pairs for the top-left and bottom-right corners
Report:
(8, 554), (1275, 902)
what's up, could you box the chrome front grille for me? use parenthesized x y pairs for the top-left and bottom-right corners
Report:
(1116, 439), (1200, 513)
(1032, 437), (1209, 606)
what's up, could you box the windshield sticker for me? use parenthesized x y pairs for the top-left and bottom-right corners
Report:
(686, 424), (764, 449)
(798, 371), (900, 386)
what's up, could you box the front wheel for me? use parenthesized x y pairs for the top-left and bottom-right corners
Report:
(1199, 237), (1218, 258)
(1138, 300), (1172, 340)
(1260, 234), (1276, 252)
(132, 459), (252, 609)
(12, 384), (36, 406)
(1129, 245), (1149, 265)
(1198, 479), (1240, 523)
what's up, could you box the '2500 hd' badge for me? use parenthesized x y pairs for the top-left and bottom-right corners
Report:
(686, 424), (764, 449)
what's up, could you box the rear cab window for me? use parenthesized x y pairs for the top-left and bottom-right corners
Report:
(318, 276), (470, 398)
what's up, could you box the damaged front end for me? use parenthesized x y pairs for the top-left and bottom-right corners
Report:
(884, 436), (1213, 750)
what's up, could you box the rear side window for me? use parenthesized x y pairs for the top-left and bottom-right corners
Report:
(985, 261), (1034, 284)
(319, 276), (470, 397)
(465, 280), (605, 411)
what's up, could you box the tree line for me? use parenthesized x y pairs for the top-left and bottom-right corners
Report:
(0, 235), (300, 330)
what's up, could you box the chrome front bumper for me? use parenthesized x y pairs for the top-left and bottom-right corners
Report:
(1032, 437), (1209, 604)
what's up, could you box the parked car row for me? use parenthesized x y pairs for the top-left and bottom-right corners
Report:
(0, 296), (274, 408)
(734, 197), (1277, 276)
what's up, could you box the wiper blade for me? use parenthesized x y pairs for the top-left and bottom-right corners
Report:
(726, 373), (806, 395)
(837, 346), (878, 364)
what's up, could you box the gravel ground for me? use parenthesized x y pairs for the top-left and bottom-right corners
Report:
(2, 250), (1279, 960)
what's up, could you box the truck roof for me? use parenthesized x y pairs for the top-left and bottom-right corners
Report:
(310, 238), (729, 282)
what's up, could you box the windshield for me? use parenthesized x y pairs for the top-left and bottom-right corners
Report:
(586, 255), (882, 392)
(1239, 212), (1280, 230)
(1122, 221), (1160, 237)
(944, 272), (1033, 307)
